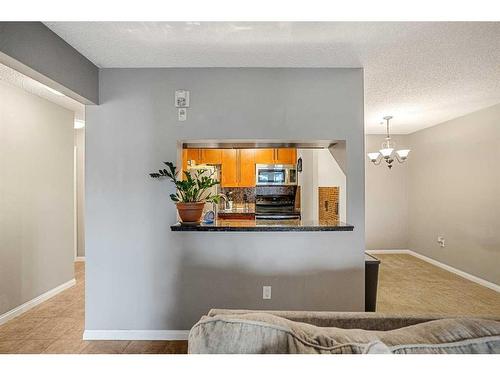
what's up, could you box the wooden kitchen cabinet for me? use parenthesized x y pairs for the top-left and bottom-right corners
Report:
(182, 148), (222, 170)
(201, 149), (222, 164)
(238, 149), (256, 187)
(254, 148), (297, 165)
(185, 149), (202, 164)
(275, 148), (297, 164)
(254, 148), (275, 164)
(221, 149), (239, 187)
(220, 149), (255, 187)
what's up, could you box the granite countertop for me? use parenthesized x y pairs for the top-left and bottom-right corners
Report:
(171, 219), (354, 232)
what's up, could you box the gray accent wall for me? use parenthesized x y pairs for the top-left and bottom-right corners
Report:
(0, 22), (99, 104)
(0, 80), (74, 316)
(408, 103), (500, 285)
(85, 68), (365, 330)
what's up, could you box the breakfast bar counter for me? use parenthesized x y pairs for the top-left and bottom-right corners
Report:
(170, 219), (354, 232)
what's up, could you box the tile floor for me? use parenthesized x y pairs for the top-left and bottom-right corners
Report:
(0, 262), (187, 354)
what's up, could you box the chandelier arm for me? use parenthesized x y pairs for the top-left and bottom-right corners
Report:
(372, 156), (383, 166)
(395, 154), (406, 164)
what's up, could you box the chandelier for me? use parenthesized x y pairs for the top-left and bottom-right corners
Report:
(367, 116), (410, 169)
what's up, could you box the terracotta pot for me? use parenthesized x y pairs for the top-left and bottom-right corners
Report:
(176, 202), (205, 223)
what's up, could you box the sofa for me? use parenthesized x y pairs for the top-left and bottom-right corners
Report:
(188, 309), (500, 354)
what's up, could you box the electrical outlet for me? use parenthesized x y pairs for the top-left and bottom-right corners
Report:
(263, 286), (272, 300)
(437, 236), (445, 248)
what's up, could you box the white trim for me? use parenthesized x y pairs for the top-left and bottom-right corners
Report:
(0, 279), (76, 326)
(74, 145), (78, 261)
(366, 249), (410, 255)
(83, 330), (189, 341)
(366, 249), (500, 293)
(75, 256), (86, 262)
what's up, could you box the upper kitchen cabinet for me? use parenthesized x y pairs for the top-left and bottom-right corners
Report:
(200, 149), (222, 164)
(221, 149), (238, 187)
(255, 148), (297, 165)
(185, 148), (203, 164)
(220, 149), (255, 188)
(238, 149), (256, 187)
(275, 148), (297, 164)
(254, 148), (275, 164)
(182, 148), (223, 168)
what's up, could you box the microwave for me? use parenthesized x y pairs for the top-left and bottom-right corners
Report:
(255, 164), (298, 186)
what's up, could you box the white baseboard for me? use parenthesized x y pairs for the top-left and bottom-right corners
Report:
(75, 256), (85, 262)
(366, 249), (500, 293)
(0, 278), (76, 326)
(366, 249), (411, 255)
(83, 330), (189, 341)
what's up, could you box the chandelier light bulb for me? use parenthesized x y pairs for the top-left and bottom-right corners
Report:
(380, 148), (394, 158)
(367, 152), (380, 161)
(396, 149), (410, 160)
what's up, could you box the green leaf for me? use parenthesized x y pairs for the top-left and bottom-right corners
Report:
(150, 161), (222, 204)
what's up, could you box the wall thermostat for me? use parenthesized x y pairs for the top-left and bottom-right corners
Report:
(175, 90), (190, 108)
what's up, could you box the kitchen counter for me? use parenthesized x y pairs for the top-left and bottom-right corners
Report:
(218, 207), (255, 214)
(170, 219), (354, 232)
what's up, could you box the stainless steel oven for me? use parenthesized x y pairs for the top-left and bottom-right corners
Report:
(255, 194), (301, 220)
(255, 164), (297, 186)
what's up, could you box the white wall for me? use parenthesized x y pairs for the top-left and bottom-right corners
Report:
(86, 68), (365, 331)
(297, 149), (315, 222)
(317, 149), (347, 222)
(299, 149), (347, 222)
(0, 80), (74, 316)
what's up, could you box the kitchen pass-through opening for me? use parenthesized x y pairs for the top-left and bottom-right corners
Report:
(177, 140), (347, 224)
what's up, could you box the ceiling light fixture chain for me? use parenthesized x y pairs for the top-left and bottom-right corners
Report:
(367, 116), (410, 169)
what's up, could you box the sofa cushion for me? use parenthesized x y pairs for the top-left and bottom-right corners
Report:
(188, 312), (500, 354)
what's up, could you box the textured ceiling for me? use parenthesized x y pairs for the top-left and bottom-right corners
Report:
(44, 22), (500, 133)
(0, 63), (85, 121)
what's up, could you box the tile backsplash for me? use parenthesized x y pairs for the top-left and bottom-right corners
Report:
(220, 187), (256, 203)
(221, 186), (297, 203)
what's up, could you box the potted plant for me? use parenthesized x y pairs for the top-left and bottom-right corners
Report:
(150, 162), (220, 224)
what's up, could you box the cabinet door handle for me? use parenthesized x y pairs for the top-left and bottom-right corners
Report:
(276, 149), (279, 162)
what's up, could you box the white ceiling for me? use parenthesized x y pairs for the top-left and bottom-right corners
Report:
(0, 63), (85, 122)
(45, 22), (500, 134)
